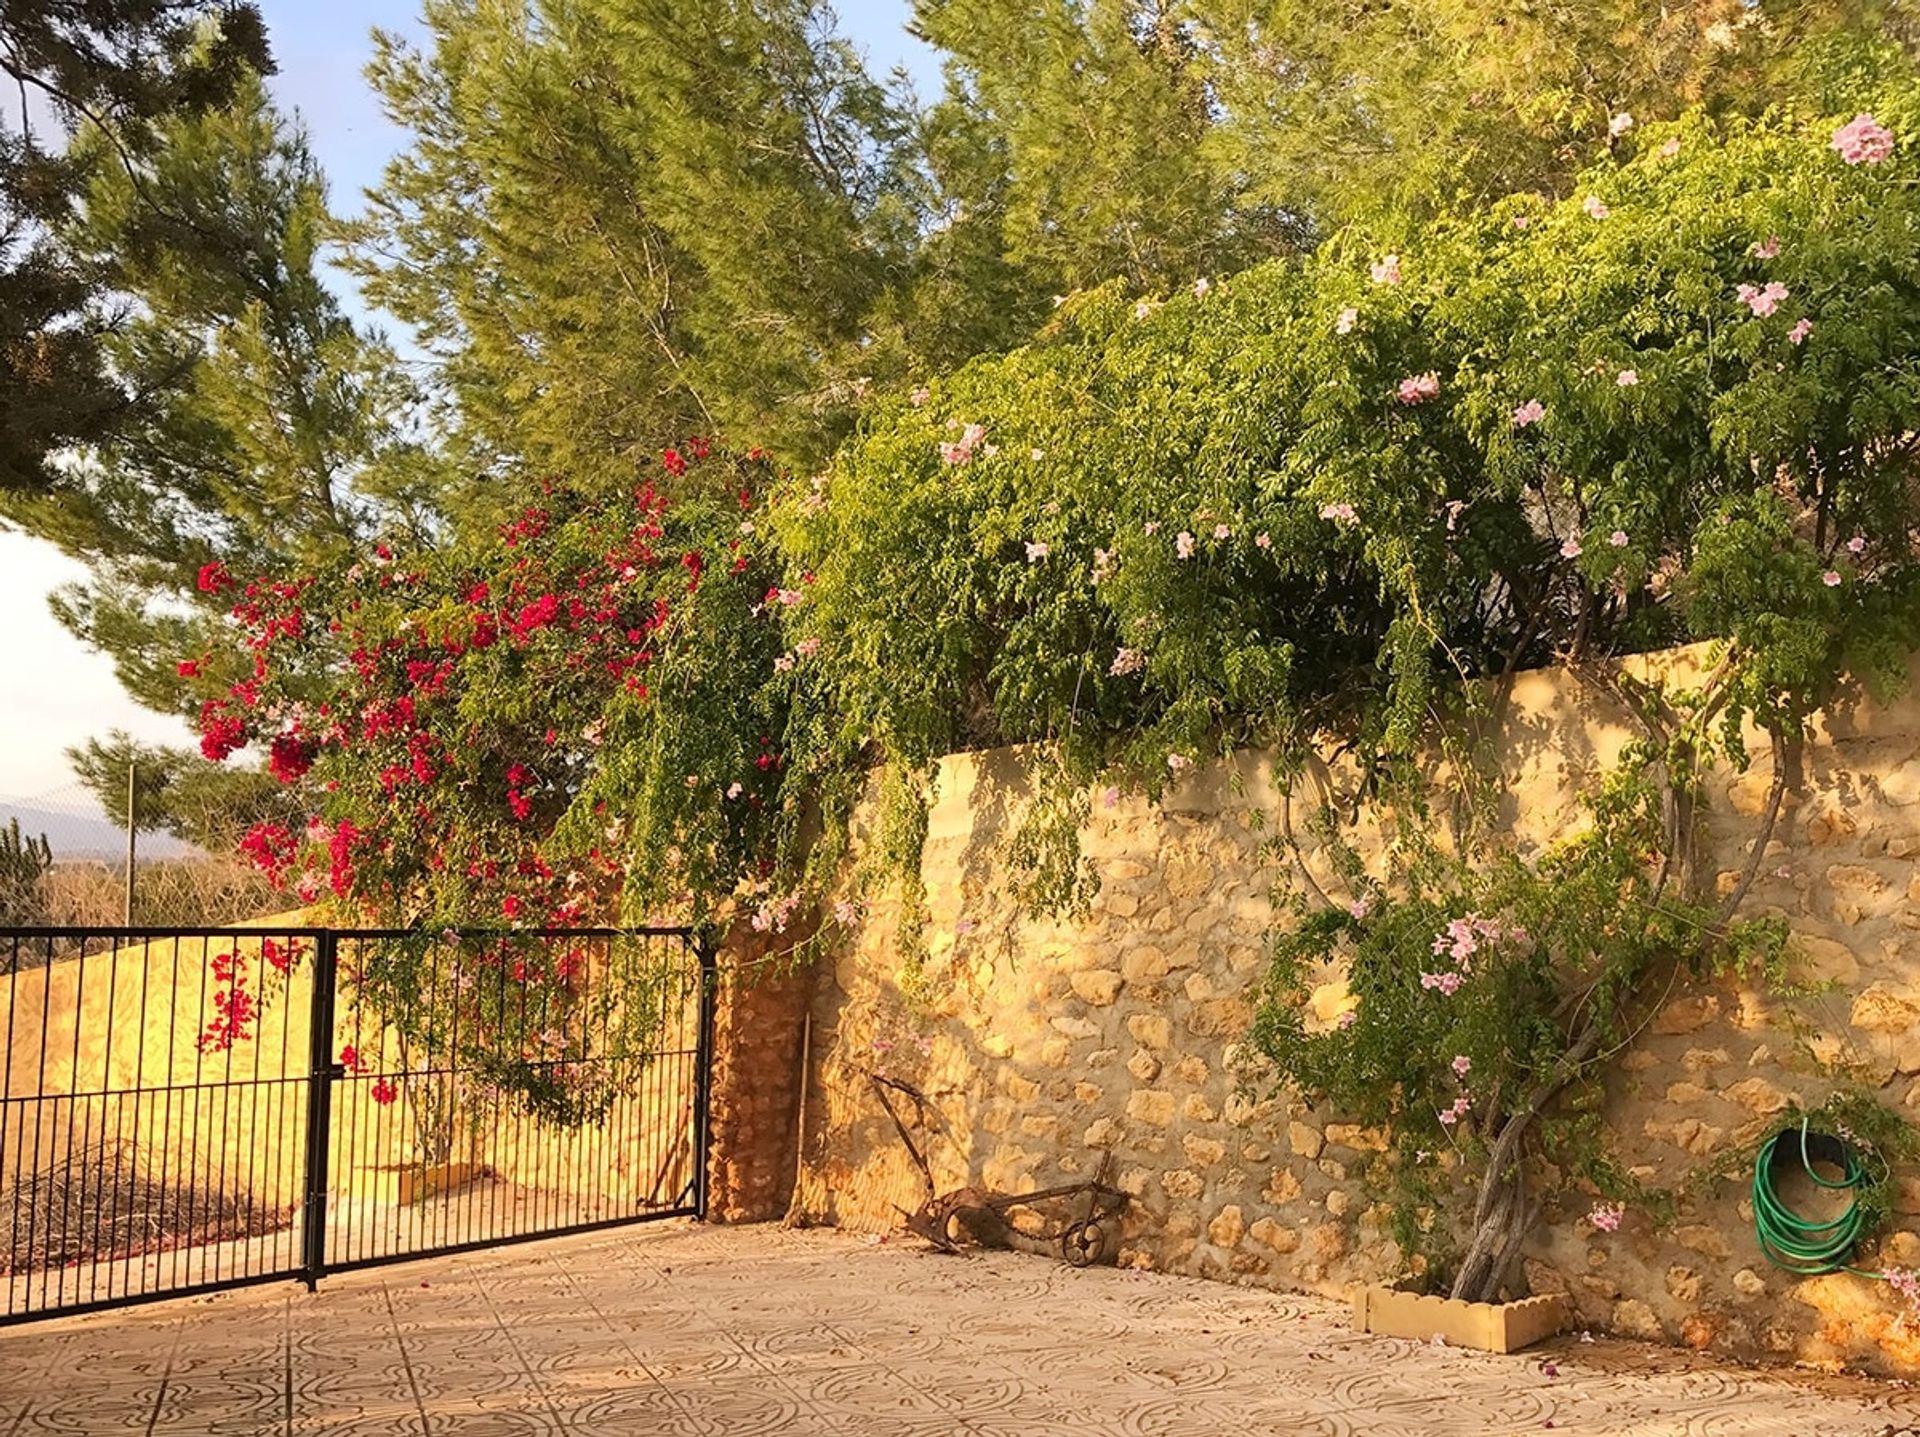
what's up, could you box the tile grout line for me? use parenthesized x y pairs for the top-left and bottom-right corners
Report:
(548, 1250), (709, 1432)
(465, 1257), (570, 1433)
(609, 1244), (916, 1437)
(1, 1327), (66, 1437)
(282, 1291), (294, 1437)
(607, 1247), (855, 1432)
(381, 1280), (434, 1436)
(142, 1315), (186, 1437)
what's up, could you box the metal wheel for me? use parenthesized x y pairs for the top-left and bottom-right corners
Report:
(1061, 1219), (1107, 1267)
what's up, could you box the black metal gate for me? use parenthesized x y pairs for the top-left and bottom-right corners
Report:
(0, 925), (712, 1325)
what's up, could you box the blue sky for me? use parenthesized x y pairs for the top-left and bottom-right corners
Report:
(0, 0), (937, 802)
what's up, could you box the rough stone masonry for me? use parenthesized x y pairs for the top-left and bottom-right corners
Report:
(774, 645), (1920, 1376)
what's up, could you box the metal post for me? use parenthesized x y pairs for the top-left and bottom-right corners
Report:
(122, 761), (136, 925)
(300, 932), (342, 1289)
(691, 932), (717, 1222)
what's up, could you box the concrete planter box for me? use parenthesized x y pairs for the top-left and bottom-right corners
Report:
(1351, 1284), (1567, 1354)
(353, 1161), (478, 1206)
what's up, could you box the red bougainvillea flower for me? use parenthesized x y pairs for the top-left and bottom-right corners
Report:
(199, 701), (249, 762)
(197, 561), (233, 594)
(197, 950), (256, 1052)
(370, 1077), (399, 1106)
(239, 821), (297, 881)
(510, 593), (559, 640)
(661, 446), (688, 477)
(177, 658), (201, 678)
(328, 820), (361, 898)
(268, 733), (316, 785)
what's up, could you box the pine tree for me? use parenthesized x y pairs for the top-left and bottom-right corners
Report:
(0, 0), (271, 492)
(912, 0), (1300, 292)
(1, 70), (440, 717)
(66, 731), (292, 852)
(339, 0), (1034, 478)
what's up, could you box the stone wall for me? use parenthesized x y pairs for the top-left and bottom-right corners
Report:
(704, 925), (815, 1222)
(790, 646), (1920, 1375)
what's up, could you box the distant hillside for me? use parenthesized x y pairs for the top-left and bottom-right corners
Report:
(0, 802), (195, 862)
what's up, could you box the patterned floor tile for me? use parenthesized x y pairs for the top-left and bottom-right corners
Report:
(1, 1225), (1916, 1436)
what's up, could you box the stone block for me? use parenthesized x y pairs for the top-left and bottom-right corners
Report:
(1264, 1168), (1303, 1204)
(1310, 1223), (1347, 1262)
(1673, 1224), (1732, 1259)
(1182, 1133), (1226, 1166)
(1723, 1077), (1795, 1116)
(1161, 1168), (1205, 1199)
(1127, 1089), (1177, 1126)
(1248, 1216), (1300, 1254)
(1523, 1259), (1570, 1296)
(1288, 1121), (1324, 1159)
(1187, 998), (1252, 1038)
(1652, 995), (1720, 1035)
(1611, 1298), (1665, 1340)
(1173, 1055), (1210, 1085)
(1084, 1117), (1123, 1148)
(1792, 936), (1860, 986)
(1207, 1205), (1245, 1248)
(1852, 982), (1920, 1034)
(1642, 1116), (1725, 1156)
(1182, 1093), (1218, 1122)
(1128, 1014), (1172, 1050)
(1127, 1049), (1162, 1082)
(1165, 852), (1213, 898)
(1324, 1123), (1389, 1152)
(1070, 970), (1124, 1006)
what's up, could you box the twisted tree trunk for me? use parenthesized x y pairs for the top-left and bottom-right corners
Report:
(1448, 1023), (1603, 1303)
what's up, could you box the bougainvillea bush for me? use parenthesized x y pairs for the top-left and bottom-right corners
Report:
(193, 447), (791, 929)
(193, 57), (1920, 1291)
(182, 447), (804, 1129)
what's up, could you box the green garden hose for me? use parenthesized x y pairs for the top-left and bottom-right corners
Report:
(1751, 1116), (1882, 1277)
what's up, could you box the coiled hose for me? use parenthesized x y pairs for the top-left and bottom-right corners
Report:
(1751, 1116), (1882, 1277)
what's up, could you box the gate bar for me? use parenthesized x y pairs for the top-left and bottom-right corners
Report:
(300, 931), (342, 1289)
(692, 931), (717, 1221)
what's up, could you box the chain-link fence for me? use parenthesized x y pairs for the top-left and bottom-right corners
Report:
(0, 785), (282, 945)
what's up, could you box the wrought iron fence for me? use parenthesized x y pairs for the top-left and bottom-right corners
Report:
(0, 925), (711, 1324)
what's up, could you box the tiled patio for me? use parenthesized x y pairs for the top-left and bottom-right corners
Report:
(2, 1221), (1917, 1436)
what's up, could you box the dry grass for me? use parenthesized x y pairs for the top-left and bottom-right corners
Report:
(0, 1141), (292, 1275)
(2, 859), (285, 965)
